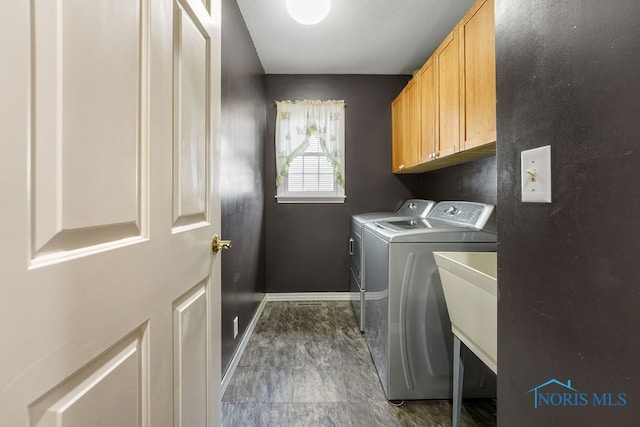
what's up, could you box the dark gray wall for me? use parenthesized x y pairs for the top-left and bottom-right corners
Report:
(264, 75), (420, 293)
(419, 156), (497, 205)
(496, 0), (640, 424)
(220, 0), (266, 376)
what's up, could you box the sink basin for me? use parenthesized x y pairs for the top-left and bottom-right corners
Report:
(433, 251), (497, 374)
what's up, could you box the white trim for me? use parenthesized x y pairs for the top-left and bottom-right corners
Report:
(275, 195), (346, 204)
(266, 292), (350, 301)
(220, 296), (268, 397)
(220, 292), (350, 395)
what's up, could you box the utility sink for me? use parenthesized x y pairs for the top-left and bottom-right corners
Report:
(434, 251), (497, 374)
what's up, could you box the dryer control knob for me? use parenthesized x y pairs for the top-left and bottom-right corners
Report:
(445, 206), (459, 215)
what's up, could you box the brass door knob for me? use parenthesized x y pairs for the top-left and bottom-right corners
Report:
(211, 235), (232, 254)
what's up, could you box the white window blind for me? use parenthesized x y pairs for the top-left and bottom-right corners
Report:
(287, 135), (335, 192)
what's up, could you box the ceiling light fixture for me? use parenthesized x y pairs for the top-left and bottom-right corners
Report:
(286, 0), (331, 25)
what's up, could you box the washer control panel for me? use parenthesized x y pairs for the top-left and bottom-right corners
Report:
(428, 201), (494, 228)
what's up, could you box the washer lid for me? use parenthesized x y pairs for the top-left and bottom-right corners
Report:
(375, 218), (435, 232)
(351, 199), (436, 225)
(352, 211), (398, 225)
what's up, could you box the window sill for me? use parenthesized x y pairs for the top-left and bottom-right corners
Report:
(275, 195), (346, 204)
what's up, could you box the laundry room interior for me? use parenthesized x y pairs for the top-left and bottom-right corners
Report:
(220, 0), (639, 425)
(4, 0), (639, 424)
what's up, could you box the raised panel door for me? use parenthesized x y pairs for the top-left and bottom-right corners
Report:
(0, 0), (222, 426)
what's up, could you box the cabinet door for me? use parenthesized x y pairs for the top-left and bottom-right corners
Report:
(418, 56), (438, 163)
(436, 27), (461, 158)
(403, 77), (421, 168)
(391, 93), (404, 172)
(391, 81), (420, 172)
(460, 0), (496, 149)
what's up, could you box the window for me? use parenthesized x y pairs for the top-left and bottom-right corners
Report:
(275, 100), (345, 203)
(287, 134), (336, 192)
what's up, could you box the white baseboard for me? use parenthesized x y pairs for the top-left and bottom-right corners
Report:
(219, 291), (350, 396)
(220, 296), (268, 397)
(266, 292), (350, 301)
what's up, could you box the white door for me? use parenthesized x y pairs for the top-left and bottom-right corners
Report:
(0, 0), (222, 426)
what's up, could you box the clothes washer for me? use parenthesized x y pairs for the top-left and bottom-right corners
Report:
(363, 201), (497, 400)
(350, 199), (436, 332)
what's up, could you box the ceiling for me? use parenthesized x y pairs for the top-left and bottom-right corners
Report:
(235, 0), (476, 75)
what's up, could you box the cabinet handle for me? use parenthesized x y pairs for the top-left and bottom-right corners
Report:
(399, 164), (405, 170)
(349, 238), (354, 255)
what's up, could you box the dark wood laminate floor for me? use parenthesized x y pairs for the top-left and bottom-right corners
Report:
(222, 301), (496, 426)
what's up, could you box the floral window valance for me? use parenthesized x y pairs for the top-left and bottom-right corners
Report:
(275, 100), (346, 200)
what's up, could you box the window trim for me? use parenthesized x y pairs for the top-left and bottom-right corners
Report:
(276, 151), (346, 204)
(275, 194), (346, 204)
(275, 100), (346, 204)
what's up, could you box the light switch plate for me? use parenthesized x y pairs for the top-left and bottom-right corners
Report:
(521, 145), (552, 203)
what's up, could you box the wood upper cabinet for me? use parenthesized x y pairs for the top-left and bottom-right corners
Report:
(435, 26), (461, 159)
(418, 56), (438, 163)
(460, 0), (496, 149)
(392, 78), (420, 172)
(391, 0), (496, 173)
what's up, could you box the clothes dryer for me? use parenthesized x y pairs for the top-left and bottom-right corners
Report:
(363, 201), (497, 400)
(350, 199), (435, 332)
